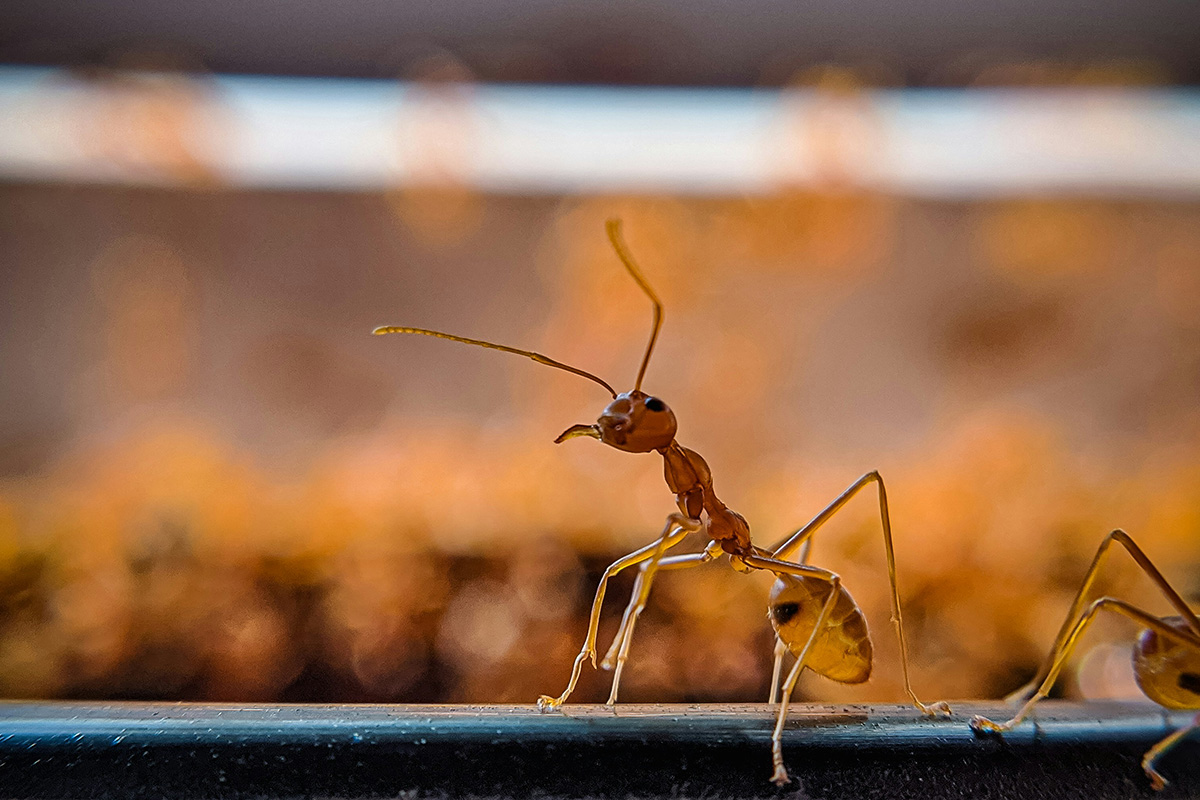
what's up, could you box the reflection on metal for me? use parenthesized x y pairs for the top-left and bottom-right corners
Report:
(0, 67), (1198, 195)
(0, 701), (1197, 798)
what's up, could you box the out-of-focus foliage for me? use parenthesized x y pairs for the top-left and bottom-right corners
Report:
(1, 178), (1198, 704)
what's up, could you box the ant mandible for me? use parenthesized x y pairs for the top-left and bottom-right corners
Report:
(375, 219), (950, 784)
(971, 530), (1200, 790)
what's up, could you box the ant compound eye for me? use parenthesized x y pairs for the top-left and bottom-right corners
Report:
(645, 397), (666, 412)
(771, 602), (800, 626)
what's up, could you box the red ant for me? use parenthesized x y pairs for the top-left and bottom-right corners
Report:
(375, 219), (950, 783)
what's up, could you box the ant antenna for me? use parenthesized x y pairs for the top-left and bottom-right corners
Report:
(606, 218), (662, 392)
(372, 326), (618, 398)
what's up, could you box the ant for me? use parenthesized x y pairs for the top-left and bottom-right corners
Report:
(375, 218), (949, 784)
(971, 530), (1200, 790)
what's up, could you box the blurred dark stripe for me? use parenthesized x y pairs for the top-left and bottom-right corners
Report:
(3, 0), (1200, 86)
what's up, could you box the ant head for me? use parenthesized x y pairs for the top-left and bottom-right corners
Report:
(556, 390), (677, 453)
(376, 219), (676, 453)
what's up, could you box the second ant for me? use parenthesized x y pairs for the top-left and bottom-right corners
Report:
(971, 529), (1199, 791)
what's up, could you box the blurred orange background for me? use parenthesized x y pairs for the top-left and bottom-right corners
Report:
(0, 58), (1198, 708)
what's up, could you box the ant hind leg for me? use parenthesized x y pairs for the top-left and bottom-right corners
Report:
(764, 471), (950, 716)
(1005, 530), (1200, 706)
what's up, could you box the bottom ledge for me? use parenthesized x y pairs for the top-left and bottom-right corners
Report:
(0, 701), (1196, 799)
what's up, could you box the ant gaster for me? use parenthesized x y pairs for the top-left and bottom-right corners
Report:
(375, 219), (949, 784)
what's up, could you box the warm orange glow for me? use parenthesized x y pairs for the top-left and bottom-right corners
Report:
(2, 73), (1198, 705)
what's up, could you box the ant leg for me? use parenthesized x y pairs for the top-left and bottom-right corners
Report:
(768, 637), (787, 705)
(603, 550), (714, 705)
(767, 527), (814, 565)
(758, 471), (951, 715)
(536, 513), (700, 711)
(740, 551), (846, 711)
(1005, 530), (1200, 705)
(971, 598), (1193, 734)
(604, 542), (715, 671)
(601, 539), (722, 669)
(1142, 712), (1200, 791)
(770, 579), (841, 786)
(600, 569), (647, 673)
(741, 554), (836, 582)
(767, 539), (810, 704)
(600, 568), (648, 670)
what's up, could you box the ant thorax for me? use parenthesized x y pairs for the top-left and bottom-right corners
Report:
(659, 440), (752, 552)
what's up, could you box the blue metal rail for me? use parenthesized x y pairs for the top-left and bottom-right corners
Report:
(0, 701), (1196, 799)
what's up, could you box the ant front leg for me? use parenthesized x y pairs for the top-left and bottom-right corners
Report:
(971, 599), (1172, 733)
(600, 538), (722, 669)
(970, 597), (1199, 791)
(536, 513), (701, 711)
(1004, 529), (1200, 706)
(769, 471), (950, 716)
(599, 543), (720, 705)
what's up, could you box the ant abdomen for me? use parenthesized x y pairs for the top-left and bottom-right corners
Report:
(769, 576), (873, 684)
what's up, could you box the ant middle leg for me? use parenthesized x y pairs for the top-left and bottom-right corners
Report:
(768, 638), (787, 705)
(769, 576), (841, 786)
(536, 513), (701, 711)
(764, 471), (950, 715)
(768, 539), (812, 704)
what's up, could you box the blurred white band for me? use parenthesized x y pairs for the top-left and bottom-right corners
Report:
(0, 67), (1197, 195)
